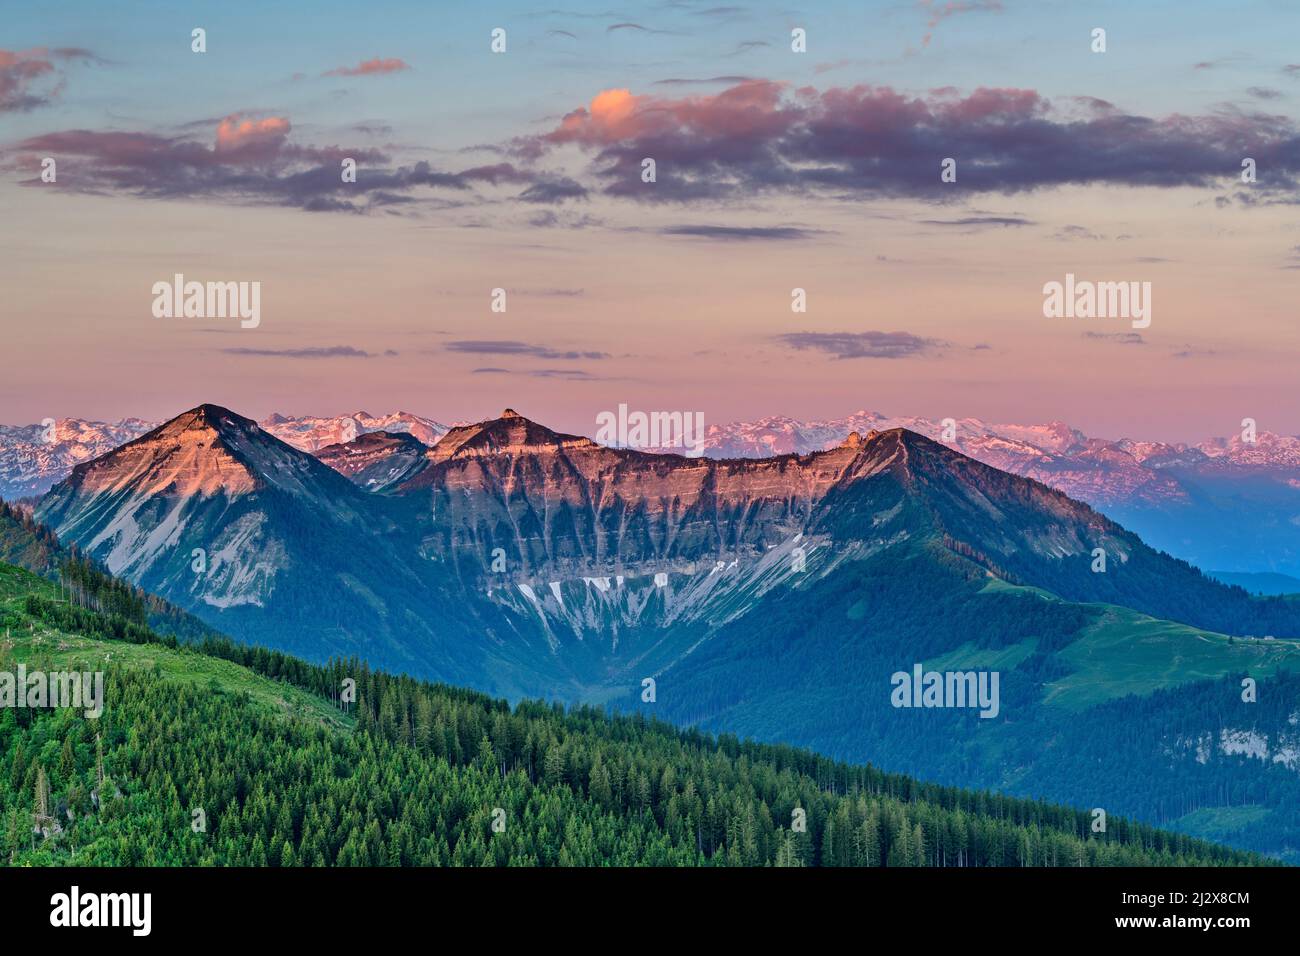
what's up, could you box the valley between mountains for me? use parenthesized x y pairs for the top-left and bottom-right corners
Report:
(11, 404), (1300, 860)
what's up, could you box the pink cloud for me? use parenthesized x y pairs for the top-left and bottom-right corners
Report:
(920, 1), (1003, 47)
(541, 80), (793, 150)
(215, 114), (292, 156)
(0, 49), (58, 112)
(324, 57), (411, 77)
(930, 86), (1045, 122)
(0, 47), (103, 112)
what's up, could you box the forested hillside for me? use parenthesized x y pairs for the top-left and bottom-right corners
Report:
(0, 500), (61, 576)
(0, 561), (1264, 867)
(642, 544), (1300, 861)
(0, 499), (221, 644)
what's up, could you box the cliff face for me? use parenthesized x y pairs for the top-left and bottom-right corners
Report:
(400, 410), (908, 582)
(315, 431), (428, 491)
(399, 409), (1132, 576)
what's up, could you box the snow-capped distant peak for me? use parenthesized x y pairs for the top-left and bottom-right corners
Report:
(0, 416), (158, 500)
(259, 410), (448, 451)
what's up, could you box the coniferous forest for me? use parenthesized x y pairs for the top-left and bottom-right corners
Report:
(0, 562), (1265, 868)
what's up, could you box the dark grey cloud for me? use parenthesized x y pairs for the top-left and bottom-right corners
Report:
(527, 209), (602, 228)
(517, 176), (588, 203)
(1081, 332), (1145, 345)
(1052, 224), (1103, 240)
(653, 75), (754, 86)
(524, 368), (600, 379)
(776, 331), (947, 359)
(46, 47), (105, 64)
(448, 340), (609, 360)
(659, 224), (823, 240)
(607, 22), (681, 35)
(220, 346), (397, 358)
(472, 367), (601, 380)
(919, 216), (1033, 228)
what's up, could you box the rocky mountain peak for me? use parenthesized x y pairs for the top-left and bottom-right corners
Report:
(196, 403), (250, 425)
(425, 409), (598, 466)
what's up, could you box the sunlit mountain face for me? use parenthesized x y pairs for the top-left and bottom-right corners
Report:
(10, 409), (1294, 577)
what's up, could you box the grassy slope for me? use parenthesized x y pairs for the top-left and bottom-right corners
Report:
(1173, 806), (1274, 846)
(0, 563), (351, 732)
(969, 579), (1300, 711)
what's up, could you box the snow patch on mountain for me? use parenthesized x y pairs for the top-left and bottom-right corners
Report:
(482, 530), (875, 647)
(199, 512), (283, 609)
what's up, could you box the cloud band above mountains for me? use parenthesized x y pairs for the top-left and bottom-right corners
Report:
(7, 76), (1299, 213)
(7, 113), (540, 212)
(521, 80), (1300, 203)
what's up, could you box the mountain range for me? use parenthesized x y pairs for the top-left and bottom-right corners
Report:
(687, 411), (1300, 581)
(260, 409), (448, 451)
(19, 403), (1300, 859)
(0, 417), (154, 502)
(5, 408), (1295, 578)
(0, 410), (445, 499)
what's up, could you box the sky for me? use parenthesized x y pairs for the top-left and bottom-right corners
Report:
(2, 0), (1298, 443)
